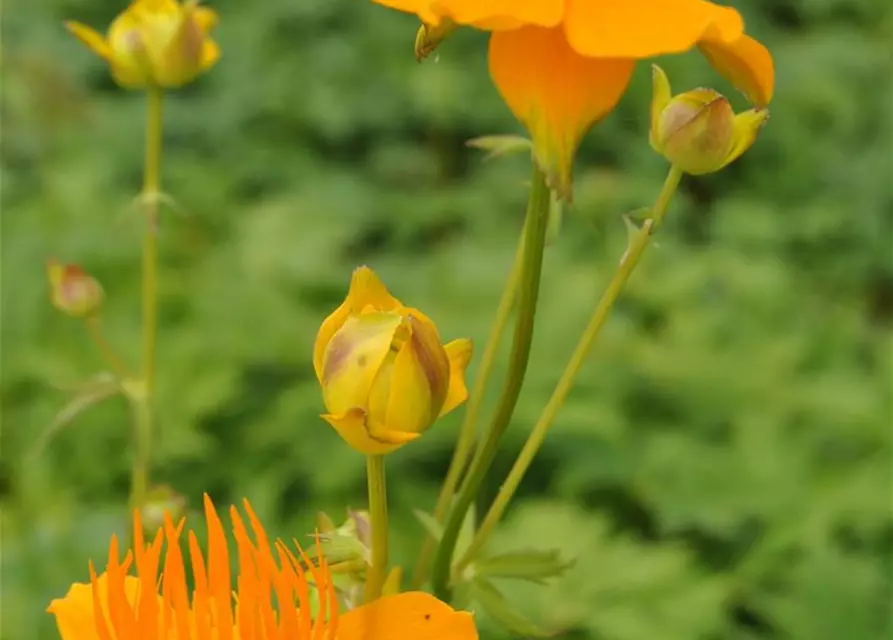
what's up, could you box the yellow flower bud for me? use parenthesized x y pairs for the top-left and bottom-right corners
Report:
(314, 267), (473, 455)
(650, 65), (769, 175)
(66, 0), (220, 89)
(46, 260), (104, 318)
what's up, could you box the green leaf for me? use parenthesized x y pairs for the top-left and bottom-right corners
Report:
(471, 577), (555, 638)
(412, 508), (443, 542)
(466, 134), (533, 162)
(475, 548), (575, 584)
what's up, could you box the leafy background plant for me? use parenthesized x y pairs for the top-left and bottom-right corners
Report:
(2, 0), (891, 638)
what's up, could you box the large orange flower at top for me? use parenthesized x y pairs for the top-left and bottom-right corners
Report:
(374, 0), (774, 198)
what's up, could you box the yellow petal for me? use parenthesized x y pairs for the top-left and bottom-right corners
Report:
(699, 34), (775, 108)
(193, 5), (219, 32)
(322, 312), (403, 415)
(339, 592), (478, 639)
(349, 266), (403, 314)
(107, 10), (154, 88)
(47, 572), (142, 639)
(200, 39), (220, 71)
(385, 315), (450, 434)
(322, 409), (420, 455)
(65, 21), (112, 60)
(564, 0), (743, 58)
(315, 267), (403, 383)
(439, 338), (473, 417)
(721, 108), (770, 169)
(649, 65), (672, 151)
(488, 26), (635, 199)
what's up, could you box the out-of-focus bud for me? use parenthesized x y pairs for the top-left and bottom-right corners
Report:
(650, 65), (769, 175)
(414, 18), (457, 62)
(139, 485), (187, 532)
(314, 267), (473, 456)
(65, 0), (220, 89)
(47, 260), (104, 318)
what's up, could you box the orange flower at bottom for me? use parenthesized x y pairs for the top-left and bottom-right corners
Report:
(48, 496), (478, 640)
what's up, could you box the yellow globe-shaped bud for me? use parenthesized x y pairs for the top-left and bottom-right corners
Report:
(650, 65), (769, 175)
(66, 0), (220, 89)
(314, 267), (473, 455)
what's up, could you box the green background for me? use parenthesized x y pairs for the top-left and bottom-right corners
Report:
(3, 0), (891, 638)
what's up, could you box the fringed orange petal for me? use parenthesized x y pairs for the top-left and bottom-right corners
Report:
(699, 34), (775, 107)
(203, 494), (235, 640)
(563, 0), (743, 58)
(488, 26), (634, 199)
(188, 531), (214, 640)
(161, 515), (192, 639)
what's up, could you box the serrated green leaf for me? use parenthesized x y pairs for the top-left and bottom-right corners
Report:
(472, 577), (554, 637)
(475, 548), (575, 584)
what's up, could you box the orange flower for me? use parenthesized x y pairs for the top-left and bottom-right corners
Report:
(47, 495), (478, 639)
(379, 0), (774, 198)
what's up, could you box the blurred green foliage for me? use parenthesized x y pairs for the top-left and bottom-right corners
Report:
(2, 0), (892, 638)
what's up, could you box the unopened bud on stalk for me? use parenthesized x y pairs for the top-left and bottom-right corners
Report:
(650, 65), (769, 175)
(139, 485), (187, 532)
(47, 260), (104, 318)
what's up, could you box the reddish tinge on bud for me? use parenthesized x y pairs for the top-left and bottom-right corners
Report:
(46, 260), (104, 318)
(650, 65), (769, 175)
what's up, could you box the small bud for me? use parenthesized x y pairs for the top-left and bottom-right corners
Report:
(139, 485), (187, 532)
(47, 260), (104, 318)
(66, 0), (220, 90)
(650, 65), (769, 175)
(414, 18), (456, 62)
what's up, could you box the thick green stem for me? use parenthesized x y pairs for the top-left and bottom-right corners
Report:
(431, 165), (551, 601)
(411, 235), (523, 588)
(130, 87), (163, 525)
(364, 454), (389, 603)
(456, 165), (684, 570)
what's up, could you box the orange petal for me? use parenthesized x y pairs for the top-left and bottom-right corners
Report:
(440, 338), (473, 417)
(371, 0), (442, 25)
(430, 0), (564, 29)
(322, 409), (420, 455)
(488, 26), (634, 198)
(564, 0), (743, 58)
(339, 592), (478, 639)
(699, 34), (775, 108)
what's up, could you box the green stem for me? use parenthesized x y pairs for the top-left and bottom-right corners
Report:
(364, 454), (389, 603)
(85, 315), (132, 379)
(130, 87), (163, 525)
(456, 165), (684, 570)
(431, 165), (551, 601)
(411, 234), (523, 589)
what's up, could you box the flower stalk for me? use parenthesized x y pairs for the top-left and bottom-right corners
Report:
(431, 164), (551, 602)
(412, 235), (523, 588)
(455, 165), (684, 570)
(364, 454), (389, 603)
(130, 87), (164, 525)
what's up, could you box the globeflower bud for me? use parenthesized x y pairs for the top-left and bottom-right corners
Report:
(650, 65), (769, 175)
(314, 267), (473, 455)
(66, 0), (220, 89)
(47, 260), (104, 318)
